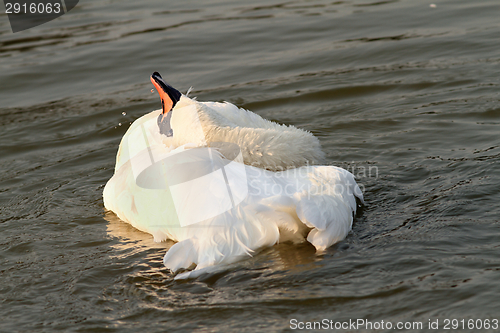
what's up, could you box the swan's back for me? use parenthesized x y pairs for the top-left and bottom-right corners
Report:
(170, 96), (325, 171)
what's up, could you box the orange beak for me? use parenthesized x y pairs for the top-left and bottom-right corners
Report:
(150, 72), (182, 121)
(151, 76), (173, 121)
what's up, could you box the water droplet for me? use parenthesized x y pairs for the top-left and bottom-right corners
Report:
(118, 123), (122, 126)
(151, 89), (154, 93)
(430, 3), (436, 7)
(122, 112), (126, 116)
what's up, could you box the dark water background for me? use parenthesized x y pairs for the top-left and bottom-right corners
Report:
(1, 0), (499, 332)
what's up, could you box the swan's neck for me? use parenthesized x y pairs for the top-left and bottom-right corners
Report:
(174, 95), (196, 110)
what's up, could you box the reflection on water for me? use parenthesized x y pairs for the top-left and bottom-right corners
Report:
(1, 0), (500, 331)
(104, 211), (172, 254)
(105, 209), (323, 276)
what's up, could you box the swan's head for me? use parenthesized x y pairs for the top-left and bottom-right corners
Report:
(151, 72), (182, 137)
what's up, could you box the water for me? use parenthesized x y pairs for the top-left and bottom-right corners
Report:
(1, 0), (499, 331)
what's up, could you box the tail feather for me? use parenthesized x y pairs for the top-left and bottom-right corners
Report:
(295, 166), (362, 251)
(163, 238), (198, 272)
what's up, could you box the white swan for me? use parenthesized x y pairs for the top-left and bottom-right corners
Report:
(103, 72), (363, 279)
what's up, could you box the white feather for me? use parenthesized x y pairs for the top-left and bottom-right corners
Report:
(103, 95), (363, 278)
(170, 96), (325, 171)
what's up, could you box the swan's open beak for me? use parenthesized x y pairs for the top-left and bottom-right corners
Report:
(150, 72), (181, 136)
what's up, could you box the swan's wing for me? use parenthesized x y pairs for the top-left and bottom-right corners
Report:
(105, 140), (284, 276)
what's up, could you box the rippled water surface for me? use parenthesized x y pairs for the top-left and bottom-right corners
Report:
(1, 0), (499, 332)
